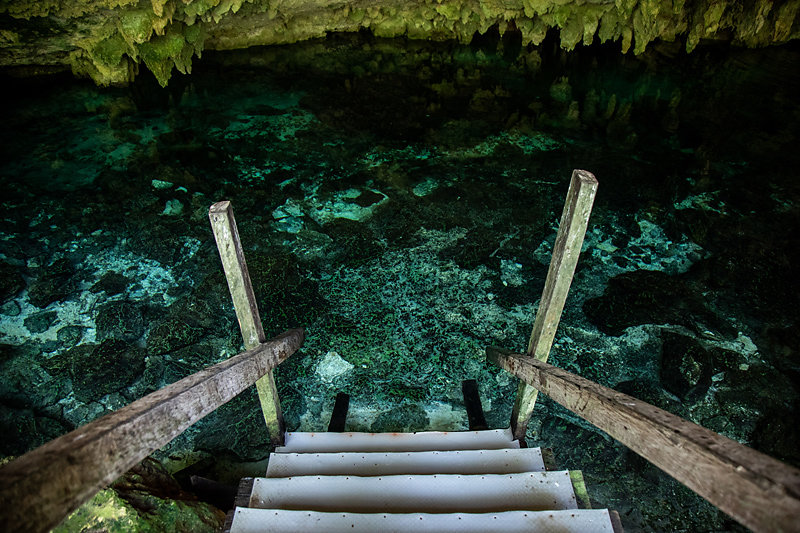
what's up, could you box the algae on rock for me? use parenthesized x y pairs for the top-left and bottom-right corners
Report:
(52, 457), (225, 533)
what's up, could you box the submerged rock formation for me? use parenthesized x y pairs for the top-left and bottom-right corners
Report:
(1, 0), (799, 86)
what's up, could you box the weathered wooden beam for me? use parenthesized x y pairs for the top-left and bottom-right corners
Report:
(511, 169), (598, 440)
(209, 200), (285, 446)
(489, 346), (800, 533)
(0, 329), (304, 533)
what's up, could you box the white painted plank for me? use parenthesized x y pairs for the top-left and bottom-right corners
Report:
(230, 508), (615, 533)
(266, 448), (546, 477)
(278, 428), (516, 453)
(249, 471), (577, 513)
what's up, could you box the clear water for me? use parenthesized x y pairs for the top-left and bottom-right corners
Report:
(1, 33), (799, 531)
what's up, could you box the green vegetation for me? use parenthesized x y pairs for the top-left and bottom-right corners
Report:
(1, 0), (799, 86)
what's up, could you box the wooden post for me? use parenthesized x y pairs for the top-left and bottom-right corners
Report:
(0, 330), (303, 533)
(488, 346), (800, 533)
(511, 170), (598, 440)
(209, 201), (285, 446)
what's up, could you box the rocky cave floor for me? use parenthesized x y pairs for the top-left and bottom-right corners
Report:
(1, 33), (799, 532)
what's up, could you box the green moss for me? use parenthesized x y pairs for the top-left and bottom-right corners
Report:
(119, 8), (156, 44)
(136, 23), (203, 86)
(54, 489), (132, 532)
(53, 461), (224, 533)
(3, 0), (800, 86)
(92, 32), (130, 67)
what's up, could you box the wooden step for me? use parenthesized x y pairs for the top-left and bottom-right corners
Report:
(229, 508), (617, 532)
(277, 428), (517, 453)
(249, 471), (578, 513)
(266, 448), (546, 477)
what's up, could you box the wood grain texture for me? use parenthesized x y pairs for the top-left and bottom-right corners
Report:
(0, 329), (303, 533)
(209, 200), (285, 445)
(511, 169), (598, 439)
(489, 346), (800, 533)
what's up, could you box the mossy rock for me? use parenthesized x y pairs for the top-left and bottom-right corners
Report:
(67, 340), (145, 403)
(247, 253), (328, 337)
(24, 310), (57, 334)
(162, 344), (216, 384)
(147, 298), (210, 356)
(439, 227), (503, 270)
(96, 301), (145, 343)
(0, 348), (70, 410)
(659, 332), (713, 402)
(194, 388), (271, 460)
(0, 404), (69, 456)
(27, 258), (76, 308)
(322, 219), (383, 267)
(57, 325), (86, 349)
(583, 270), (733, 337)
(0, 261), (25, 303)
(370, 403), (430, 433)
(54, 457), (224, 533)
(90, 271), (130, 296)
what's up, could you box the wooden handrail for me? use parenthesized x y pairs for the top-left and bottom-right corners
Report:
(488, 346), (800, 533)
(0, 328), (304, 533)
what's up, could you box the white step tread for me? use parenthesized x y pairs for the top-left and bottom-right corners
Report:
(266, 447), (546, 477)
(230, 508), (615, 533)
(249, 471), (578, 513)
(277, 428), (517, 453)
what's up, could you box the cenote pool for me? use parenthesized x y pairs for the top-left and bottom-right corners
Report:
(1, 33), (799, 531)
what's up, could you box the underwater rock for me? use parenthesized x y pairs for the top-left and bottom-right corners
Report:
(67, 340), (146, 403)
(0, 300), (21, 317)
(96, 301), (145, 343)
(194, 389), (270, 460)
(162, 198), (184, 217)
(27, 258), (76, 308)
(247, 253), (328, 337)
(659, 332), (713, 402)
(56, 326), (85, 349)
(161, 344), (217, 385)
(0, 404), (70, 457)
(315, 351), (354, 383)
(23, 310), (57, 334)
(583, 270), (733, 337)
(147, 317), (205, 356)
(438, 226), (505, 270)
(54, 457), (225, 533)
(322, 219), (383, 267)
(0, 261), (25, 303)
(371, 403), (430, 433)
(752, 404), (800, 466)
(145, 294), (223, 359)
(0, 349), (70, 410)
(90, 271), (130, 296)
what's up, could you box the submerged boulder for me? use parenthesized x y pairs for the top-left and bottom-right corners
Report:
(659, 332), (713, 402)
(66, 340), (146, 403)
(27, 258), (76, 308)
(583, 270), (733, 338)
(96, 301), (145, 343)
(0, 261), (25, 303)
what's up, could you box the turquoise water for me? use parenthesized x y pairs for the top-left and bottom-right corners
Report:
(1, 34), (799, 531)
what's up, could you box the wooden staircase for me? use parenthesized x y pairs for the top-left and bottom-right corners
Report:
(225, 428), (622, 532)
(3, 170), (800, 533)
